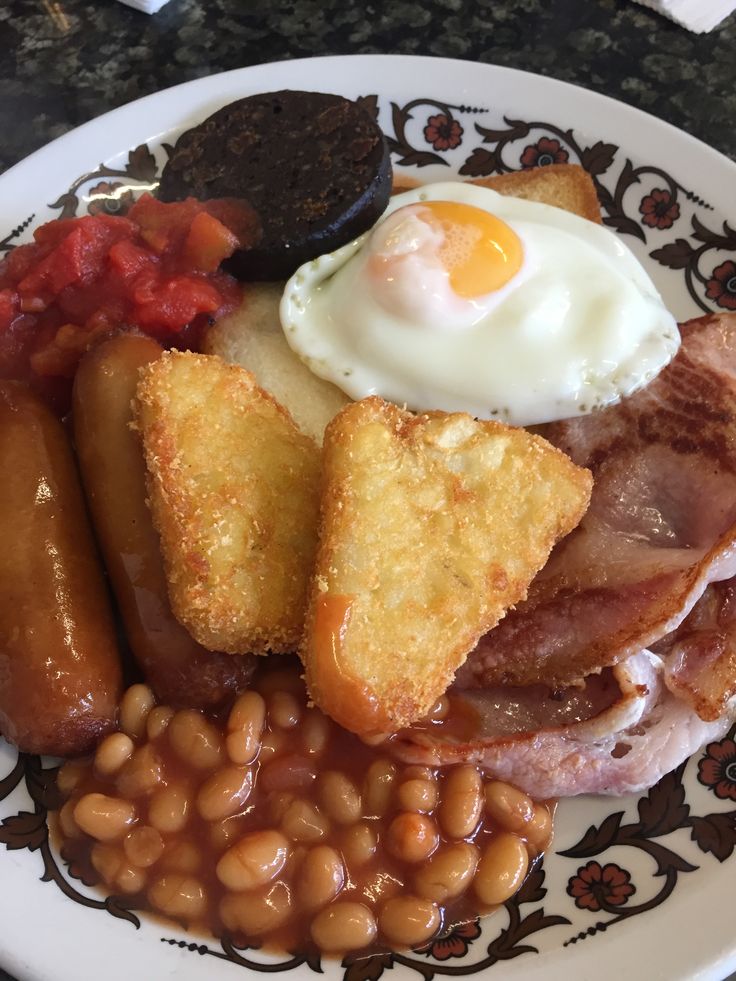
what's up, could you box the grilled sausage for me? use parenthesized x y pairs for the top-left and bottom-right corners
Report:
(73, 334), (255, 708)
(0, 382), (122, 756)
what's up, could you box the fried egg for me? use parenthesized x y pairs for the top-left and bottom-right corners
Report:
(279, 183), (680, 426)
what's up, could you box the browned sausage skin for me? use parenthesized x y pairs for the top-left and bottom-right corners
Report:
(0, 382), (122, 756)
(73, 334), (255, 708)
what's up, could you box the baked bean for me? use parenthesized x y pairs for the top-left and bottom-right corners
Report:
(116, 863), (147, 895)
(74, 793), (136, 842)
(269, 690), (301, 729)
(363, 759), (397, 818)
(58, 800), (81, 839)
(94, 732), (134, 777)
(209, 815), (249, 852)
(340, 822), (378, 866)
(475, 833), (529, 906)
(378, 896), (440, 947)
(397, 778), (438, 814)
(119, 684), (155, 742)
(439, 765), (482, 839)
(55, 659), (554, 956)
(216, 830), (290, 891)
(220, 881), (292, 935)
(146, 706), (174, 742)
(168, 710), (222, 769)
(318, 771), (361, 824)
(311, 902), (377, 953)
(260, 755), (316, 793)
(402, 766), (435, 781)
(298, 845), (344, 910)
(57, 760), (87, 797)
(124, 826), (164, 868)
(160, 841), (202, 874)
(285, 844), (308, 877)
(197, 766), (253, 822)
(301, 709), (331, 756)
(484, 782), (534, 836)
(259, 728), (285, 761)
(280, 798), (329, 843)
(268, 791), (296, 823)
(387, 813), (439, 863)
(90, 843), (123, 884)
(357, 870), (402, 908)
(414, 842), (479, 903)
(226, 691), (266, 765)
(115, 744), (163, 798)
(148, 874), (207, 921)
(148, 784), (190, 834)
(526, 804), (553, 855)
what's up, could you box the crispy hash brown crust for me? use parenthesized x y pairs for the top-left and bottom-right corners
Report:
(135, 351), (321, 655)
(301, 397), (593, 737)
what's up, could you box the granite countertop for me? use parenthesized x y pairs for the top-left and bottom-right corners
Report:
(0, 0), (735, 175)
(1, 1), (735, 980)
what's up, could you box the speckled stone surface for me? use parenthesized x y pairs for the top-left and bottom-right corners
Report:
(0, 0), (735, 177)
(0, 2), (735, 980)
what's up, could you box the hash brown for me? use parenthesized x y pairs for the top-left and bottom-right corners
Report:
(135, 351), (321, 655)
(301, 397), (593, 737)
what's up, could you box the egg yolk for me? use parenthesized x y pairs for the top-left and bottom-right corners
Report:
(418, 200), (523, 298)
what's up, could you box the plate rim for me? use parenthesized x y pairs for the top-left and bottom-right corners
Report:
(1, 52), (736, 981)
(1, 54), (735, 186)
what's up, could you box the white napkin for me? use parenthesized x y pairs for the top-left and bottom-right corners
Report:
(116, 0), (172, 12)
(633, 0), (735, 32)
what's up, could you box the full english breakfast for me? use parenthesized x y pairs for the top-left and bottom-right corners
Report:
(0, 87), (734, 957)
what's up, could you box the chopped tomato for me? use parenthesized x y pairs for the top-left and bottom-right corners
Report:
(182, 212), (241, 273)
(0, 193), (259, 412)
(0, 290), (17, 331)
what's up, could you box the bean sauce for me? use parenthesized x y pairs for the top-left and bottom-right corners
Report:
(55, 659), (553, 955)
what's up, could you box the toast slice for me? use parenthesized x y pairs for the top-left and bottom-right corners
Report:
(207, 164), (601, 435)
(471, 163), (602, 223)
(203, 282), (350, 444)
(135, 351), (321, 655)
(392, 163), (601, 223)
(301, 397), (593, 737)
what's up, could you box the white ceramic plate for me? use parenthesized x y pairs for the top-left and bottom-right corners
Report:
(2, 54), (736, 981)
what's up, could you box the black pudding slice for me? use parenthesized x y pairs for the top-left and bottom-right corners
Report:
(157, 90), (393, 281)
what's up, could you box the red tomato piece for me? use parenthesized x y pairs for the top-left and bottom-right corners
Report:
(0, 193), (244, 413)
(0, 290), (18, 332)
(133, 275), (222, 334)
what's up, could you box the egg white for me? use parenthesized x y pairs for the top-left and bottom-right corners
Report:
(279, 182), (680, 426)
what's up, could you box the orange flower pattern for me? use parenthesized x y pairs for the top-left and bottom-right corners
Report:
(86, 180), (135, 216)
(415, 919), (481, 960)
(567, 861), (635, 912)
(520, 136), (569, 169)
(698, 736), (736, 799)
(706, 260), (736, 312)
(639, 188), (680, 230)
(423, 113), (463, 152)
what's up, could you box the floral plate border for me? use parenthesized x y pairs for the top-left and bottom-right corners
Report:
(3, 94), (734, 314)
(2, 729), (736, 980)
(2, 79), (736, 980)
